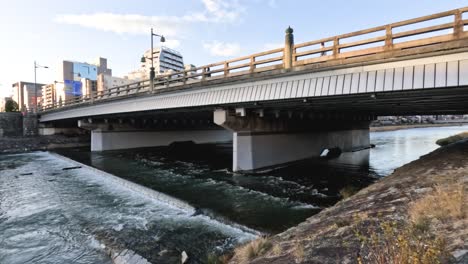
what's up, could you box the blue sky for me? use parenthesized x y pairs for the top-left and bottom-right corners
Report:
(0, 0), (466, 96)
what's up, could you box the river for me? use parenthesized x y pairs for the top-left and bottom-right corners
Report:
(0, 125), (467, 263)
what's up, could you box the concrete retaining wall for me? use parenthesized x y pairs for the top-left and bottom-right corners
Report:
(0, 112), (22, 137)
(23, 113), (38, 136)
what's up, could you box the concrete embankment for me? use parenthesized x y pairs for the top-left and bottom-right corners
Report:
(230, 140), (468, 263)
(370, 122), (468, 132)
(0, 135), (90, 154)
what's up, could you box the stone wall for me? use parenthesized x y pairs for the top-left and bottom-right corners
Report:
(0, 112), (22, 137)
(23, 113), (38, 136)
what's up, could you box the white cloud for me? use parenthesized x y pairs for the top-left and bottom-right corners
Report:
(203, 41), (241, 57)
(54, 13), (184, 37)
(198, 0), (244, 22)
(54, 0), (244, 36)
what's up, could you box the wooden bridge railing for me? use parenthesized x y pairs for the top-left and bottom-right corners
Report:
(40, 7), (468, 112)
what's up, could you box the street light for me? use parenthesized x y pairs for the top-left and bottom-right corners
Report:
(140, 28), (165, 91)
(34, 61), (49, 112)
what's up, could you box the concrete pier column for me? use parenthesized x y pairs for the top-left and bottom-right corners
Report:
(214, 109), (371, 172)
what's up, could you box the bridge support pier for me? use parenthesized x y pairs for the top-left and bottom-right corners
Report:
(214, 109), (372, 172)
(90, 129), (232, 151)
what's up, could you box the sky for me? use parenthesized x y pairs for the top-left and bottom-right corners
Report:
(0, 0), (467, 97)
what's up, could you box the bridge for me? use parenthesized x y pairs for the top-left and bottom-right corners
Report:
(39, 8), (468, 172)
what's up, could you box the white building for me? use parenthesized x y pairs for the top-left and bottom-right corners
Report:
(97, 74), (135, 92)
(127, 47), (184, 81)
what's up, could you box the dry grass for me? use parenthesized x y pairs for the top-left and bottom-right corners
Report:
(339, 185), (360, 199)
(356, 182), (466, 264)
(293, 243), (305, 263)
(271, 244), (282, 256)
(206, 253), (231, 264)
(234, 237), (272, 263)
(409, 183), (466, 223)
(356, 221), (448, 264)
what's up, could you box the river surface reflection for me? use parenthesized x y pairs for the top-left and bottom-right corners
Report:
(0, 125), (466, 263)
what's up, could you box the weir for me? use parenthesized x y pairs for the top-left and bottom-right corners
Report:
(50, 153), (196, 212)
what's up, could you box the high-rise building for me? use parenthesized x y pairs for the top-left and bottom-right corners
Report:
(12, 81), (45, 111)
(142, 46), (184, 74)
(42, 57), (115, 108)
(127, 47), (185, 81)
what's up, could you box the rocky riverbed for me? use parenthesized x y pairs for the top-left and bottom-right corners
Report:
(0, 135), (90, 154)
(230, 139), (468, 264)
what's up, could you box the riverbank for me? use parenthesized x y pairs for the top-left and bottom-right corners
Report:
(230, 139), (468, 263)
(0, 135), (90, 154)
(370, 122), (468, 132)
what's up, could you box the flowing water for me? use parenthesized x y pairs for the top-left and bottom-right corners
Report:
(0, 125), (467, 263)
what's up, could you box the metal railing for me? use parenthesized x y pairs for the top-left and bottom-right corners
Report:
(40, 7), (468, 112)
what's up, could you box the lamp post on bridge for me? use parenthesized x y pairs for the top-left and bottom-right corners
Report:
(141, 28), (165, 92)
(34, 61), (49, 113)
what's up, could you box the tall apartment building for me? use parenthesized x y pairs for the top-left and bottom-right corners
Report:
(12, 81), (45, 111)
(127, 47), (184, 80)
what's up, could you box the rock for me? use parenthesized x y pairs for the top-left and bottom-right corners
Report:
(181, 251), (188, 263)
(453, 249), (468, 262)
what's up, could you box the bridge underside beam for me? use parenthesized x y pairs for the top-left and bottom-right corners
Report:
(214, 109), (372, 172)
(91, 129), (232, 151)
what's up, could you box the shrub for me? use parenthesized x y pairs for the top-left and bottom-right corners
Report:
(4, 100), (19, 112)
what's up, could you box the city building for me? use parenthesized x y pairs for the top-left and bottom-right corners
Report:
(97, 74), (134, 92)
(142, 46), (184, 74)
(42, 57), (116, 108)
(41, 83), (56, 108)
(127, 47), (185, 81)
(12, 81), (45, 111)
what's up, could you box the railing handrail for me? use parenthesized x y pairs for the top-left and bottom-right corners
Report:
(39, 7), (468, 112)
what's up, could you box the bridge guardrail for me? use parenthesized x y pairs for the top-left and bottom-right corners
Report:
(39, 7), (468, 112)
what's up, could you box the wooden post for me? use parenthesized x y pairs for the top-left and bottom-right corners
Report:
(250, 56), (255, 73)
(224, 62), (229, 77)
(332, 37), (339, 58)
(202, 67), (206, 81)
(385, 25), (393, 50)
(183, 70), (187, 85)
(454, 10), (463, 37)
(284, 26), (294, 69)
